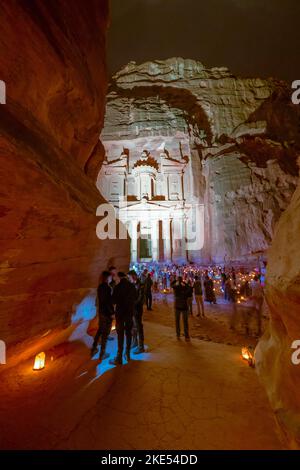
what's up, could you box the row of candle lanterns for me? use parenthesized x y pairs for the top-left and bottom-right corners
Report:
(32, 347), (255, 371)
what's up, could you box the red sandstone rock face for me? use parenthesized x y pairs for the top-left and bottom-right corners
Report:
(1, 0), (109, 171)
(0, 1), (129, 349)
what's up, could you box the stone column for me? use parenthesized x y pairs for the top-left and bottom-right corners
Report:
(172, 216), (185, 263)
(183, 215), (188, 262)
(130, 219), (138, 263)
(151, 219), (159, 262)
(162, 218), (172, 262)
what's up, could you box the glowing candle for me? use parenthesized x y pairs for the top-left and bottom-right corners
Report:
(33, 352), (46, 370)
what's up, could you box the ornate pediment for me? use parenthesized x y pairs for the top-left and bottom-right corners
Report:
(133, 155), (159, 171)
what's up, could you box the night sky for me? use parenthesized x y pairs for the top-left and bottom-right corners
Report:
(107, 0), (300, 82)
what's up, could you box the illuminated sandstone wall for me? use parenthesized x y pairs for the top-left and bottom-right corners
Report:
(255, 180), (300, 448)
(102, 58), (299, 264)
(0, 1), (129, 347)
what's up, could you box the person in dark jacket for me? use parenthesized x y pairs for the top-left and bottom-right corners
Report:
(231, 267), (237, 286)
(194, 275), (205, 317)
(91, 271), (114, 361)
(110, 272), (137, 365)
(204, 274), (216, 304)
(221, 271), (227, 298)
(128, 270), (145, 353)
(145, 273), (153, 310)
(186, 279), (194, 316)
(108, 265), (117, 289)
(171, 276), (191, 341)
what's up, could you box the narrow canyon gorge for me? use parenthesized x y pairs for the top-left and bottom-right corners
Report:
(0, 0), (299, 453)
(99, 58), (300, 448)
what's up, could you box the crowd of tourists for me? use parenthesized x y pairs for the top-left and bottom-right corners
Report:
(91, 266), (153, 365)
(91, 264), (265, 363)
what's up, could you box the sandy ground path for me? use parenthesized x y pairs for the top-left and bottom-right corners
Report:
(0, 300), (283, 450)
(146, 292), (266, 347)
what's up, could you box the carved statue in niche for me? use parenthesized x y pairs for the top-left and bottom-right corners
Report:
(141, 150), (149, 160)
(141, 174), (151, 200)
(169, 174), (180, 200)
(109, 176), (122, 200)
(156, 175), (163, 196)
(127, 176), (136, 196)
(134, 150), (159, 171)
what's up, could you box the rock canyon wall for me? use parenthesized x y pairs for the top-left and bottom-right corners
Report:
(256, 182), (300, 448)
(102, 58), (300, 447)
(102, 58), (299, 264)
(0, 1), (129, 351)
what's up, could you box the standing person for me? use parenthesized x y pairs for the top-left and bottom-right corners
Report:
(107, 266), (117, 341)
(230, 282), (240, 332)
(145, 273), (153, 311)
(204, 274), (216, 304)
(108, 266), (117, 289)
(91, 271), (114, 361)
(224, 276), (230, 301)
(140, 268), (148, 284)
(231, 267), (237, 286)
(186, 279), (194, 316)
(110, 272), (137, 365)
(221, 271), (227, 295)
(194, 275), (205, 318)
(128, 270), (145, 353)
(250, 275), (264, 336)
(171, 277), (191, 341)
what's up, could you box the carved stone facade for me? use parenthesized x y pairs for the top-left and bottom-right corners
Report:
(97, 136), (204, 263)
(99, 58), (299, 265)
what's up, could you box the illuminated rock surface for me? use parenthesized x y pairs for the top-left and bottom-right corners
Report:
(0, 320), (283, 450)
(0, 1), (129, 349)
(102, 58), (299, 264)
(256, 182), (300, 449)
(0, 4), (299, 451)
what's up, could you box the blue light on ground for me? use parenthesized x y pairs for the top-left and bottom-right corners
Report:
(69, 294), (152, 384)
(71, 294), (96, 323)
(89, 334), (152, 382)
(69, 294), (96, 347)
